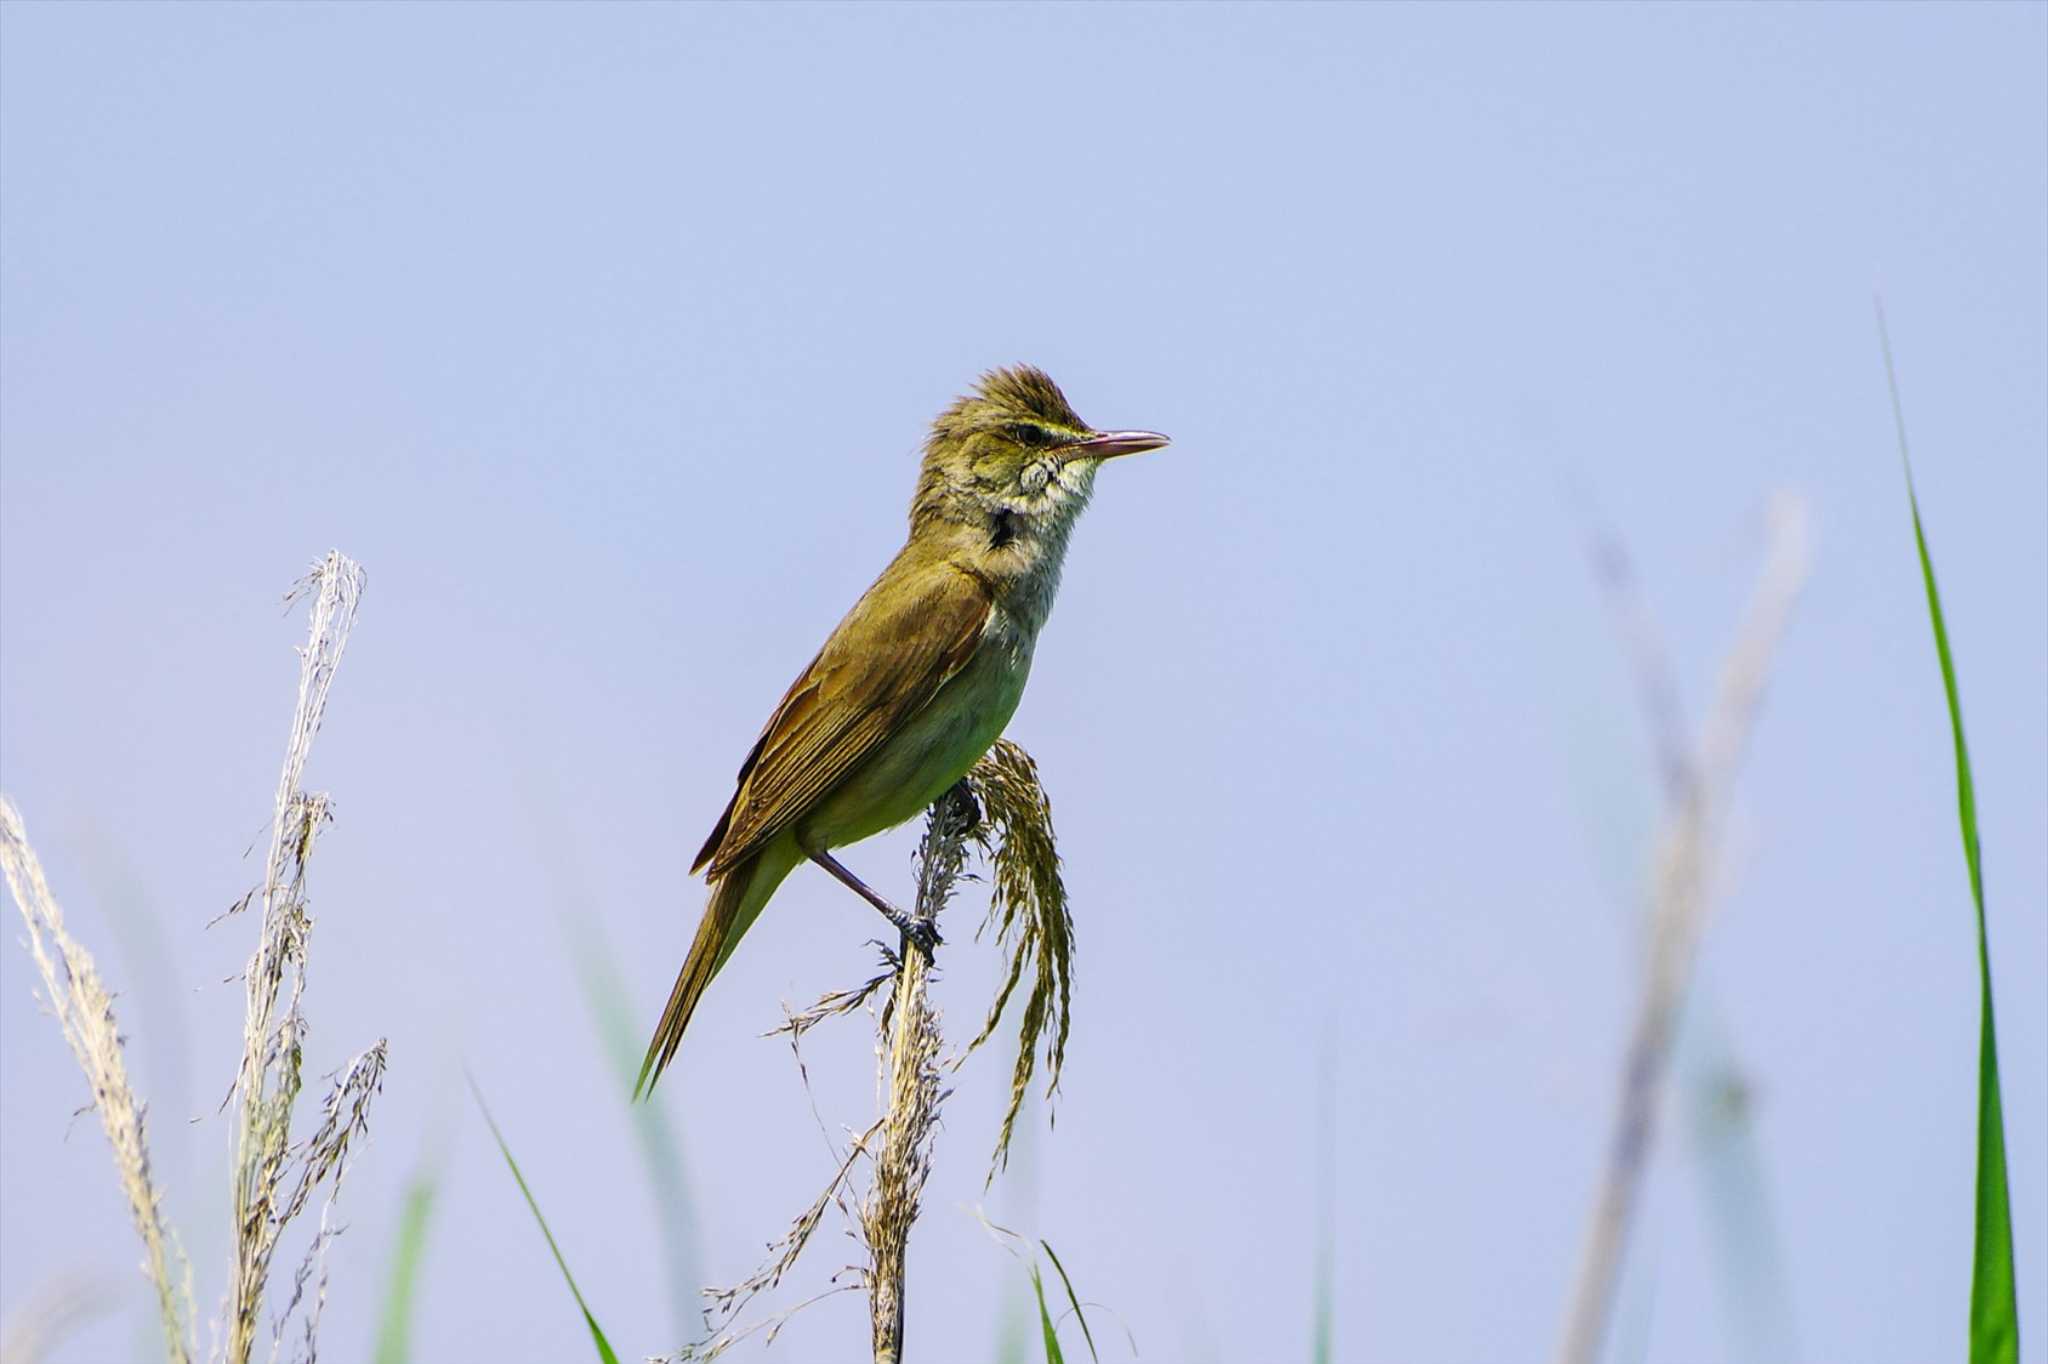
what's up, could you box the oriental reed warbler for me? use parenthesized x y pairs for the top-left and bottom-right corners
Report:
(636, 367), (1167, 1095)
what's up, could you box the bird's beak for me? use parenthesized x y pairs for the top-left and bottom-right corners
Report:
(1059, 429), (1171, 462)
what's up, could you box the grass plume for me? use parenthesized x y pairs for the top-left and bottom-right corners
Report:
(960, 739), (1075, 1181)
(3, 549), (378, 1364)
(224, 550), (383, 1364)
(0, 799), (195, 1363)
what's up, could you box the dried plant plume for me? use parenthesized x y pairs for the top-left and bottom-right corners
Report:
(0, 799), (196, 1364)
(959, 739), (1074, 1181)
(225, 550), (383, 1364)
(1555, 493), (1812, 1364)
(1, 549), (388, 1364)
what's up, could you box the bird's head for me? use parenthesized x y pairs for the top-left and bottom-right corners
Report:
(910, 366), (1167, 556)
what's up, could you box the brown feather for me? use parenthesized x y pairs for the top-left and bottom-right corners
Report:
(637, 851), (761, 1096)
(690, 649), (821, 874)
(694, 551), (993, 879)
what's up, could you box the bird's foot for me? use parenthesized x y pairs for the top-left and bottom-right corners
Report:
(888, 908), (942, 963)
(805, 846), (941, 963)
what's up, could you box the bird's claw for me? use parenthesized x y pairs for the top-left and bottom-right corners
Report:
(891, 910), (941, 962)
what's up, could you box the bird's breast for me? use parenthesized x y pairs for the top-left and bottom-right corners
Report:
(994, 529), (1072, 643)
(796, 625), (1035, 851)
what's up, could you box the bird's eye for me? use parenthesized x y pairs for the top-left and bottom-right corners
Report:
(1006, 423), (1052, 448)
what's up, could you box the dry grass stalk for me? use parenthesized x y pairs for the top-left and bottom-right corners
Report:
(864, 782), (976, 1364)
(224, 551), (382, 1364)
(2, 552), (376, 1364)
(1555, 492), (1812, 1364)
(0, 799), (195, 1364)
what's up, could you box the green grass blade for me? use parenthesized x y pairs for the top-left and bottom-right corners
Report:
(371, 1172), (437, 1364)
(1030, 1263), (1067, 1364)
(1879, 304), (2019, 1364)
(1039, 1240), (1099, 1364)
(467, 1076), (622, 1364)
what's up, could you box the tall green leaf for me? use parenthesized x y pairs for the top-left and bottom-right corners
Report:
(468, 1077), (622, 1364)
(1879, 305), (2018, 1364)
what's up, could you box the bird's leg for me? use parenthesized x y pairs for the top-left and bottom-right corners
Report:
(806, 848), (941, 961)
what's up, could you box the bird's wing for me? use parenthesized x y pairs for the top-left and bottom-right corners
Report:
(693, 561), (993, 878)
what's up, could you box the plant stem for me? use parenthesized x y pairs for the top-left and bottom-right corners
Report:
(867, 784), (976, 1363)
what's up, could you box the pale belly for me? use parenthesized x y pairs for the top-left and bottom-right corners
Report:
(797, 631), (1032, 851)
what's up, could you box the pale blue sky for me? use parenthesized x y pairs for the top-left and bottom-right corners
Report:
(3, 4), (2043, 1362)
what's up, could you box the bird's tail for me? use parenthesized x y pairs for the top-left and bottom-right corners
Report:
(635, 837), (799, 1098)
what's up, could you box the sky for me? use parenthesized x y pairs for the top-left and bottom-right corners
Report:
(2, 4), (2043, 1363)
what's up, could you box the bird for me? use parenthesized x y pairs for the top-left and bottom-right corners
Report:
(636, 366), (1167, 1096)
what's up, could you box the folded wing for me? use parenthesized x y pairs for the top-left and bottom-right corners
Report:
(694, 558), (993, 879)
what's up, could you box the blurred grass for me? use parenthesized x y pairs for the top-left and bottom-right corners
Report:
(992, 1126), (1038, 1364)
(1572, 571), (1805, 1359)
(1311, 1033), (1334, 1364)
(1574, 755), (1801, 1362)
(1683, 1001), (1800, 1364)
(566, 914), (702, 1341)
(1879, 307), (2019, 1364)
(371, 1170), (438, 1364)
(995, 1274), (1032, 1364)
(469, 1076), (622, 1364)
(995, 1319), (1026, 1364)
(990, 1006), (1045, 1364)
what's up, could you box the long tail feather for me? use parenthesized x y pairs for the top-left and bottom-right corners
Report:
(635, 838), (798, 1097)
